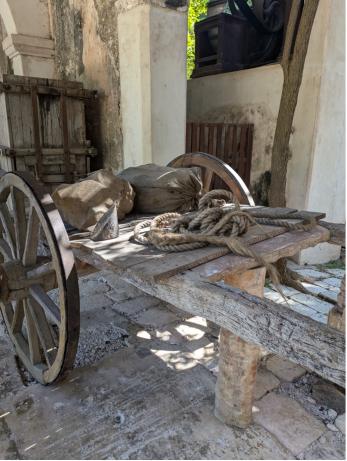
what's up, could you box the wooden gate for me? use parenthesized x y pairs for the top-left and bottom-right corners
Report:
(186, 122), (254, 186)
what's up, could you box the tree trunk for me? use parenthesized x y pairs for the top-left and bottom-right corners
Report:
(269, 0), (320, 207)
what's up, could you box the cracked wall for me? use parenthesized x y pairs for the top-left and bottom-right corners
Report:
(49, 0), (187, 170)
(49, 0), (123, 170)
(187, 64), (283, 202)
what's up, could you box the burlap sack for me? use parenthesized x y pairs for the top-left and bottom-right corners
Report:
(52, 169), (135, 231)
(118, 164), (203, 213)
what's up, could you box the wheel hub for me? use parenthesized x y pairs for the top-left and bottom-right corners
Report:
(0, 260), (27, 303)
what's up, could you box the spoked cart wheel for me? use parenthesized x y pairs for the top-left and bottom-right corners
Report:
(0, 170), (80, 384)
(168, 152), (255, 206)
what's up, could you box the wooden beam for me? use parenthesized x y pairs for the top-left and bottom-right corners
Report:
(319, 221), (345, 246)
(120, 268), (345, 388)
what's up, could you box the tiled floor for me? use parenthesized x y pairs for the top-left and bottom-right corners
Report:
(264, 261), (344, 325)
(0, 263), (345, 459)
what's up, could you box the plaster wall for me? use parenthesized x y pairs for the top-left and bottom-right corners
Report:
(295, 0), (345, 264)
(0, 0), (55, 78)
(187, 1), (345, 262)
(49, 0), (123, 170)
(49, 0), (187, 170)
(119, 3), (187, 168)
(0, 0), (51, 37)
(187, 64), (283, 192)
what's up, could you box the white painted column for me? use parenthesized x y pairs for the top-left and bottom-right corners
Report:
(286, 0), (345, 264)
(2, 33), (55, 78)
(298, 0), (345, 264)
(118, 3), (187, 168)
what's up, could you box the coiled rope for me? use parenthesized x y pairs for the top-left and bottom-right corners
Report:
(133, 189), (316, 291)
(134, 189), (315, 251)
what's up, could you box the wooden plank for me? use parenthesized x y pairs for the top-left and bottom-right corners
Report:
(119, 264), (345, 387)
(24, 155), (77, 166)
(31, 86), (43, 179)
(216, 124), (223, 158)
(0, 93), (11, 147)
(7, 147), (96, 156)
(127, 225), (290, 281)
(66, 97), (86, 147)
(39, 94), (62, 148)
(223, 125), (231, 163)
(238, 126), (248, 180)
(200, 123), (207, 152)
(320, 221), (345, 245)
(72, 223), (289, 281)
(73, 207), (327, 282)
(60, 92), (72, 183)
(231, 125), (239, 171)
(0, 81), (95, 99)
(191, 123), (199, 152)
(244, 125), (253, 186)
(197, 225), (330, 281)
(186, 123), (192, 152)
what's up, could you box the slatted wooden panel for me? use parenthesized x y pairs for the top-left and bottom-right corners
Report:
(186, 122), (254, 186)
(0, 74), (97, 188)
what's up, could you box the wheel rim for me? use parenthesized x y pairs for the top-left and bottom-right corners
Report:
(0, 171), (79, 384)
(168, 152), (255, 206)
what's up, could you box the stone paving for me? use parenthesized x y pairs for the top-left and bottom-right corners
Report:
(264, 261), (345, 324)
(0, 263), (345, 459)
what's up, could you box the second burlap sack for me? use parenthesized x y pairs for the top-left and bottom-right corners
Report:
(118, 163), (202, 213)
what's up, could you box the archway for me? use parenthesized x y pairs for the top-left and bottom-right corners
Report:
(0, 0), (54, 77)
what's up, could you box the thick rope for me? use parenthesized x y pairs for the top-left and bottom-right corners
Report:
(133, 189), (317, 298)
(134, 189), (315, 251)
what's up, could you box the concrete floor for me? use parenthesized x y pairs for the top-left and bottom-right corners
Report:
(0, 269), (345, 460)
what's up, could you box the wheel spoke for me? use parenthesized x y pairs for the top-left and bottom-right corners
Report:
(203, 169), (214, 192)
(0, 238), (13, 261)
(26, 261), (55, 280)
(29, 284), (61, 324)
(11, 299), (25, 333)
(0, 203), (16, 258)
(1, 301), (14, 325)
(28, 297), (57, 366)
(11, 187), (27, 259)
(24, 299), (42, 365)
(22, 207), (40, 266)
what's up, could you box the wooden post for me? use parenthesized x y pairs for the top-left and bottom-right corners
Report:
(214, 267), (266, 428)
(269, 0), (320, 207)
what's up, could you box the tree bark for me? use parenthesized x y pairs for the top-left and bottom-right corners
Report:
(269, 0), (320, 207)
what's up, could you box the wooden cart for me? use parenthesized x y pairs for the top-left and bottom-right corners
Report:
(0, 153), (344, 429)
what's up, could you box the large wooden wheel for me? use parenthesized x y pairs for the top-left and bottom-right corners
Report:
(0, 170), (79, 384)
(168, 152), (255, 206)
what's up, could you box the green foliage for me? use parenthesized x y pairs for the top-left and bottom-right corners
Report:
(187, 0), (208, 78)
(319, 259), (345, 270)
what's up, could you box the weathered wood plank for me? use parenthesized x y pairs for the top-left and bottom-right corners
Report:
(71, 224), (288, 281)
(320, 221), (345, 246)
(128, 225), (289, 281)
(120, 268), (345, 387)
(197, 226), (329, 281)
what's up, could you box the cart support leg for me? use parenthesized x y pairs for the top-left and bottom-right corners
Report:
(214, 267), (266, 428)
